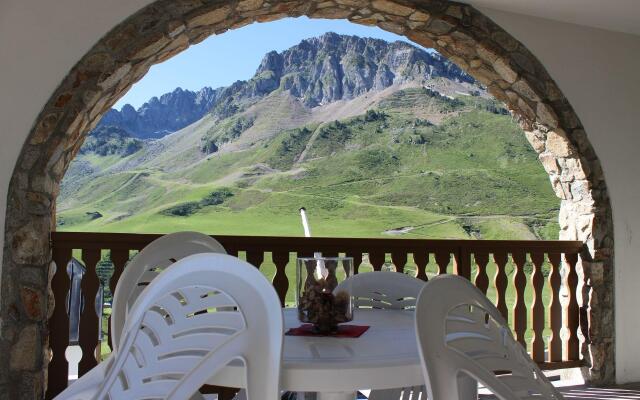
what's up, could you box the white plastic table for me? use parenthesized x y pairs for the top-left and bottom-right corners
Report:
(207, 308), (418, 399)
(207, 308), (476, 400)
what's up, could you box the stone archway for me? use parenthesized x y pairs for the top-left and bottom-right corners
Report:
(0, 0), (614, 397)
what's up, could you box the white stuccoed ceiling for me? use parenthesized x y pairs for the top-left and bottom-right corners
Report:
(463, 0), (640, 36)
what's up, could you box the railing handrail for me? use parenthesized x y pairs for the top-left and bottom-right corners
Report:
(51, 231), (584, 253)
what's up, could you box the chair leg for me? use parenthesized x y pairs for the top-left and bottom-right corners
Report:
(457, 375), (477, 400)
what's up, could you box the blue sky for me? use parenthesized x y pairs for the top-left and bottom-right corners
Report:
(114, 17), (427, 110)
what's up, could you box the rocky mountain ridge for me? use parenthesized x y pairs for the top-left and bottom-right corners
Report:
(95, 33), (474, 140)
(99, 86), (222, 139)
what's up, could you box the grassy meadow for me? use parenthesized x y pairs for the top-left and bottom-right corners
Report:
(59, 89), (559, 241)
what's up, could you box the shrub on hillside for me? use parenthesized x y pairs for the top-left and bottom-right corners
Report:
(269, 126), (314, 169)
(200, 139), (219, 154)
(223, 117), (255, 142)
(317, 121), (351, 143)
(200, 116), (255, 154)
(85, 211), (103, 220)
(364, 109), (387, 122)
(161, 201), (202, 217)
(161, 188), (234, 217)
(201, 188), (234, 206)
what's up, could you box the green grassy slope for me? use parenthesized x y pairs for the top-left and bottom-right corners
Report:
(58, 87), (559, 241)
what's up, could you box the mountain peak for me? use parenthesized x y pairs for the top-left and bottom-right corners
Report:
(256, 50), (284, 76)
(245, 31), (472, 107)
(97, 33), (473, 138)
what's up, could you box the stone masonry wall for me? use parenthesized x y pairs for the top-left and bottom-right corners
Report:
(0, 0), (614, 398)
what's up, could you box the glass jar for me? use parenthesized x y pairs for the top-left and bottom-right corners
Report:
(296, 257), (354, 334)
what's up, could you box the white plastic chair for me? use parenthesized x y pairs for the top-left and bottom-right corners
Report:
(336, 272), (426, 400)
(59, 232), (227, 399)
(54, 252), (284, 400)
(112, 231), (227, 351)
(335, 271), (425, 310)
(415, 275), (564, 400)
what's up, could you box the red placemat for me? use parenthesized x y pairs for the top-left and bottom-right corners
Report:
(286, 324), (370, 338)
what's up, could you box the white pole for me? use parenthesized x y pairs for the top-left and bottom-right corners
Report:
(300, 207), (312, 238)
(299, 208), (327, 279)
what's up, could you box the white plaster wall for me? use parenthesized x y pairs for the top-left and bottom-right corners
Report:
(479, 9), (640, 383)
(0, 0), (639, 383)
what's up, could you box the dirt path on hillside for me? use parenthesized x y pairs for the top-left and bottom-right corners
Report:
(295, 124), (325, 164)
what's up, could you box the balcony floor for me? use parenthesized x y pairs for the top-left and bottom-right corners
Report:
(480, 382), (640, 399)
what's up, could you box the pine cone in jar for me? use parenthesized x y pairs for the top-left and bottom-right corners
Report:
(316, 299), (338, 333)
(333, 290), (351, 322)
(300, 279), (326, 323)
